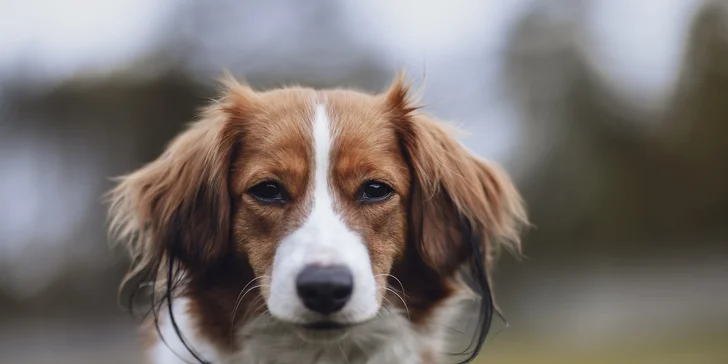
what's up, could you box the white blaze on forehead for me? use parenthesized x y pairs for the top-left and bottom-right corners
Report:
(311, 103), (336, 251)
(267, 102), (378, 323)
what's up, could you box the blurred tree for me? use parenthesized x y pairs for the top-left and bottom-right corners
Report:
(504, 0), (728, 261)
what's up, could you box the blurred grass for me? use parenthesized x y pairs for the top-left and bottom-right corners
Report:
(2, 322), (726, 363)
(476, 328), (728, 364)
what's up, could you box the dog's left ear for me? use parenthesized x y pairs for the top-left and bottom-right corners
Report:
(384, 75), (527, 361)
(383, 73), (528, 278)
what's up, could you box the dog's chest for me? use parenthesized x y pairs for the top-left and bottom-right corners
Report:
(229, 315), (426, 364)
(152, 299), (430, 364)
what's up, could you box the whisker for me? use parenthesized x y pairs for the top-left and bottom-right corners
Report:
(374, 274), (407, 296)
(384, 287), (410, 320)
(244, 296), (270, 320)
(338, 344), (351, 364)
(375, 280), (411, 325)
(229, 278), (270, 346)
(231, 277), (269, 316)
(376, 280), (412, 332)
(229, 292), (270, 345)
(232, 284), (269, 323)
(231, 276), (269, 312)
(381, 298), (395, 316)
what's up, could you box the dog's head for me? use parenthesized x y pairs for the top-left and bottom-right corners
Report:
(108, 74), (527, 362)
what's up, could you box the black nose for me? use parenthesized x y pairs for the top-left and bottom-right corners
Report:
(296, 265), (353, 315)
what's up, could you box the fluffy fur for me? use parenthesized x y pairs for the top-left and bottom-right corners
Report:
(107, 73), (528, 364)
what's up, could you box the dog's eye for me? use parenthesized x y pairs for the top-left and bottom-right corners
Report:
(249, 181), (287, 204)
(358, 181), (393, 203)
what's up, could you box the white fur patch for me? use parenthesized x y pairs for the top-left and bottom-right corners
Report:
(151, 298), (224, 364)
(267, 103), (378, 324)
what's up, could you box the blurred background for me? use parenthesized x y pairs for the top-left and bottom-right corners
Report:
(1, 0), (727, 363)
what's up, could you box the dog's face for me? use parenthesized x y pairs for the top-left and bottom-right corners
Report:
(231, 90), (410, 325)
(109, 75), (526, 358)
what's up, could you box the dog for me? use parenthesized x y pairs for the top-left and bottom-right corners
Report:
(108, 73), (527, 364)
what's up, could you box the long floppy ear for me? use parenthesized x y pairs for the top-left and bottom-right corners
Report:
(386, 74), (527, 274)
(108, 77), (257, 287)
(385, 74), (528, 361)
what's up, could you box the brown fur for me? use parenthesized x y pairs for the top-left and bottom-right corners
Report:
(325, 89), (412, 298)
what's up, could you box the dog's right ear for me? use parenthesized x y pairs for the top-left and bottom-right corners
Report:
(108, 76), (259, 282)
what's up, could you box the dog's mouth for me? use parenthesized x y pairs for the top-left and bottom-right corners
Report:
(302, 321), (348, 331)
(291, 320), (358, 343)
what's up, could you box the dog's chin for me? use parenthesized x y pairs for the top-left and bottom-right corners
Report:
(290, 321), (352, 343)
(268, 307), (381, 343)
